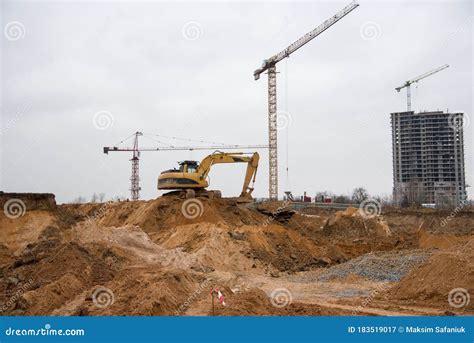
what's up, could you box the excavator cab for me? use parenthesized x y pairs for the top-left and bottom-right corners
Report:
(158, 160), (209, 191)
(178, 161), (199, 173)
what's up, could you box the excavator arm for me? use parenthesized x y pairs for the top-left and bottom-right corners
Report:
(240, 152), (260, 198)
(197, 152), (260, 198)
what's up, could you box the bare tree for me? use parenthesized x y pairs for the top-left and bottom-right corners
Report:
(378, 194), (393, 206)
(315, 191), (330, 203)
(334, 194), (351, 204)
(112, 195), (126, 202)
(351, 187), (369, 204)
(73, 196), (86, 204)
(98, 193), (106, 202)
(404, 180), (424, 207)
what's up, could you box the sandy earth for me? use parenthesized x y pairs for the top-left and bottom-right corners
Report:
(0, 193), (473, 316)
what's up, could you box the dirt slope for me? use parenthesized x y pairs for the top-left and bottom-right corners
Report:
(387, 237), (474, 311)
(1, 193), (473, 316)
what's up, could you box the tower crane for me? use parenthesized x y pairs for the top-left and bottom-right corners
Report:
(395, 64), (449, 112)
(254, 1), (359, 200)
(103, 131), (268, 200)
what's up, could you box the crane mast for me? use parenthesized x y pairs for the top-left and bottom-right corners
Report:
(395, 64), (449, 111)
(254, 1), (359, 200)
(130, 131), (143, 201)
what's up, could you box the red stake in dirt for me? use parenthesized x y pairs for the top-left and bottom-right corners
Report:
(210, 288), (226, 316)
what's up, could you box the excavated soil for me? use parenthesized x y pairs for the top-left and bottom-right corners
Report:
(386, 237), (474, 311)
(1, 193), (473, 316)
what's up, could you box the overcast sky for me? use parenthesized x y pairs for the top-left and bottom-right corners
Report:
(1, 0), (472, 203)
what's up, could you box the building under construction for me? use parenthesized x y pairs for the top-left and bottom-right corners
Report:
(391, 110), (467, 207)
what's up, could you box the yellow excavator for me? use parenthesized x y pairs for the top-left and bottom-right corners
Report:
(158, 151), (259, 199)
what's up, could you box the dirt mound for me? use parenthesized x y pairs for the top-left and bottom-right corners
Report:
(66, 198), (337, 274)
(0, 215), (207, 316)
(157, 223), (257, 273)
(2, 192), (473, 317)
(0, 192), (56, 211)
(65, 195), (268, 235)
(287, 212), (329, 233)
(383, 207), (474, 235)
(417, 230), (468, 250)
(321, 208), (400, 258)
(18, 273), (85, 315)
(286, 207), (400, 260)
(155, 221), (335, 273)
(323, 207), (391, 239)
(242, 224), (334, 272)
(1, 238), (117, 315)
(52, 268), (201, 316)
(0, 210), (56, 256)
(386, 237), (474, 311)
(71, 223), (194, 270)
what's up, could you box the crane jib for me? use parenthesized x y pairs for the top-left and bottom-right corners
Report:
(395, 64), (450, 91)
(254, 1), (359, 78)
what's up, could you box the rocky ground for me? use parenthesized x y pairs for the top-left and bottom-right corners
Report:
(0, 193), (473, 316)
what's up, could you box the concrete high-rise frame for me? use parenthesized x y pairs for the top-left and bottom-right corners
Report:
(391, 111), (467, 207)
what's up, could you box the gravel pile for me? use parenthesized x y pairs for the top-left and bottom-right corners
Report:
(315, 250), (431, 282)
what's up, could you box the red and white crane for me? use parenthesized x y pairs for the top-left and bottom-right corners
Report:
(103, 131), (268, 200)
